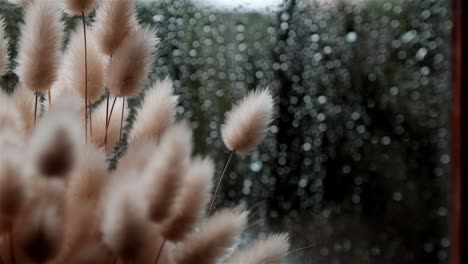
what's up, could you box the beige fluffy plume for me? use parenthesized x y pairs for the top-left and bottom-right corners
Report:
(226, 233), (290, 264)
(61, 145), (108, 260)
(221, 89), (274, 155)
(174, 209), (248, 264)
(0, 149), (26, 234)
(16, 0), (63, 92)
(14, 182), (65, 263)
(63, 0), (98, 16)
(93, 0), (137, 55)
(144, 122), (192, 223)
(129, 78), (178, 143)
(161, 156), (214, 242)
(101, 177), (150, 261)
(106, 27), (159, 97)
(11, 83), (36, 135)
(29, 100), (82, 178)
(0, 17), (9, 76)
(0, 92), (22, 135)
(62, 26), (105, 104)
(118, 137), (158, 174)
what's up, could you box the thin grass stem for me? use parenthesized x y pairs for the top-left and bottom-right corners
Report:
(207, 150), (234, 216)
(153, 239), (166, 264)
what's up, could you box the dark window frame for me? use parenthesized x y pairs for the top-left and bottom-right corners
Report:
(451, 0), (466, 263)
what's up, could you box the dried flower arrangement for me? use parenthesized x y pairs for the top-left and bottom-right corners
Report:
(0, 0), (290, 263)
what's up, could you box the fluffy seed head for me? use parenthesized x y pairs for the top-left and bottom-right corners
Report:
(144, 122), (193, 223)
(101, 178), (149, 261)
(12, 83), (38, 135)
(129, 78), (178, 143)
(226, 233), (290, 264)
(68, 144), (108, 203)
(93, 0), (137, 55)
(29, 103), (82, 178)
(0, 17), (9, 76)
(161, 156), (214, 241)
(63, 0), (98, 15)
(0, 150), (26, 232)
(221, 89), (274, 155)
(118, 137), (158, 174)
(16, 0), (63, 92)
(106, 27), (159, 97)
(15, 182), (65, 263)
(62, 26), (105, 103)
(0, 92), (23, 135)
(175, 209), (248, 264)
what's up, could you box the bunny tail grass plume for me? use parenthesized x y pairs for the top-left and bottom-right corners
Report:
(93, 0), (137, 55)
(0, 151), (26, 233)
(119, 138), (158, 174)
(129, 78), (178, 143)
(175, 209), (248, 264)
(226, 233), (290, 264)
(90, 97), (127, 150)
(221, 89), (274, 156)
(29, 100), (82, 178)
(14, 182), (65, 263)
(14, 0), (32, 6)
(62, 145), (108, 261)
(161, 157), (214, 242)
(63, 0), (98, 15)
(63, 26), (105, 104)
(16, 0), (63, 92)
(0, 94), (23, 135)
(101, 178), (150, 261)
(0, 17), (9, 77)
(107, 27), (159, 97)
(67, 242), (113, 264)
(12, 83), (36, 135)
(144, 122), (193, 223)
(68, 145), (108, 204)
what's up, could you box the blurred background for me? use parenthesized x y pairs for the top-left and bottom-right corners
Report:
(0, 0), (452, 263)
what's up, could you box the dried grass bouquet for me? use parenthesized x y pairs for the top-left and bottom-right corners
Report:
(0, 0), (290, 263)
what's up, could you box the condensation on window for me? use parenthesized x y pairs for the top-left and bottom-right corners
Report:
(0, 0), (452, 263)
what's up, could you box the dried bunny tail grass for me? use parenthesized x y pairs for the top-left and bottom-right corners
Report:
(221, 88), (274, 156)
(107, 27), (159, 97)
(66, 242), (113, 264)
(63, 26), (105, 104)
(118, 137), (158, 174)
(0, 92), (23, 135)
(63, 144), (107, 254)
(93, 0), (137, 55)
(0, 149), (26, 233)
(12, 83), (38, 135)
(129, 77), (178, 143)
(0, 17), (9, 77)
(63, 0), (98, 16)
(90, 97), (127, 150)
(226, 233), (290, 264)
(0, 128), (23, 148)
(14, 0), (32, 6)
(161, 156), (214, 242)
(16, 0), (63, 92)
(174, 209), (248, 264)
(144, 122), (193, 223)
(62, 143), (108, 263)
(29, 101), (82, 178)
(14, 182), (65, 263)
(101, 177), (150, 261)
(67, 144), (108, 204)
